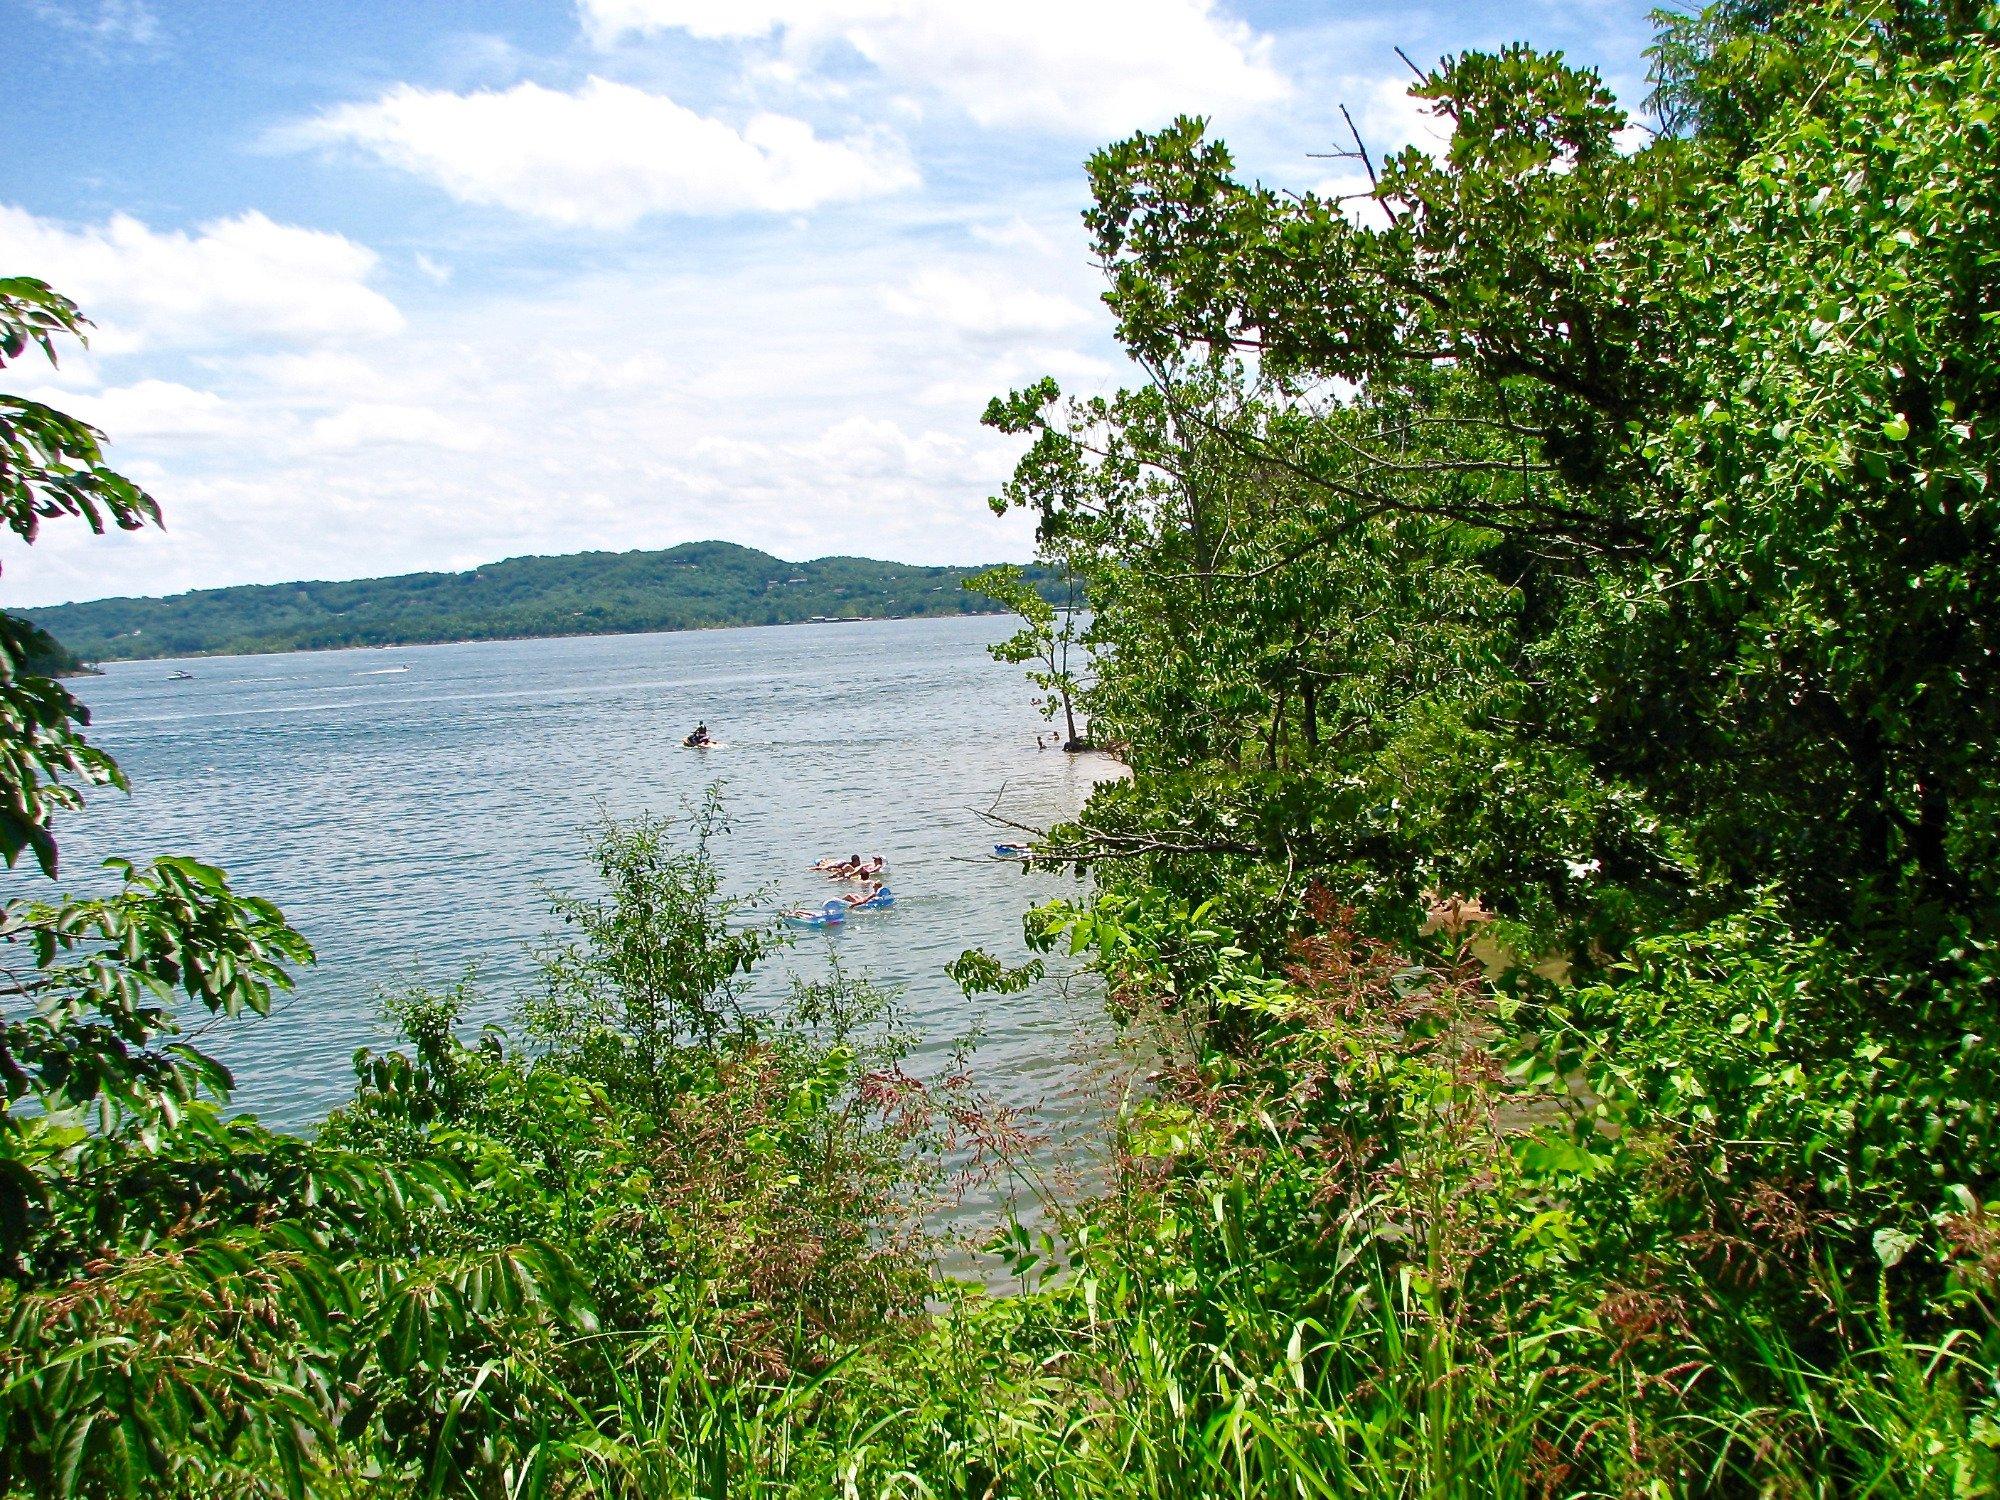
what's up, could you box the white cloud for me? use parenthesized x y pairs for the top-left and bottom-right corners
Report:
(229, 349), (388, 401)
(883, 268), (1090, 338)
(1615, 120), (1656, 155)
(913, 345), (1115, 412)
(0, 220), (1090, 607)
(688, 413), (966, 490)
(1345, 73), (1452, 158)
(801, 413), (961, 479)
(1309, 167), (1388, 228)
(0, 205), (403, 353)
(26, 378), (238, 440)
(970, 217), (1058, 256)
(305, 402), (488, 453)
(581, 0), (1288, 135)
(299, 77), (917, 228)
(27, 0), (160, 49)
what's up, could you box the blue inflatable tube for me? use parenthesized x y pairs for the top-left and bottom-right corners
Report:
(782, 899), (848, 928)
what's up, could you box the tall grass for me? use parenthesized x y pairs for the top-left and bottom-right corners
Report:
(502, 1214), (1996, 1499)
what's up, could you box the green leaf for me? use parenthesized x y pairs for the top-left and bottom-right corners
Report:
(1872, 1226), (1919, 1268)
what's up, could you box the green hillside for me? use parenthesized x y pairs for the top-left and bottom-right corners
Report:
(22, 541), (1040, 661)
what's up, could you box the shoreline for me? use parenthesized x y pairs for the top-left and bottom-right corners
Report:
(75, 607), (1019, 669)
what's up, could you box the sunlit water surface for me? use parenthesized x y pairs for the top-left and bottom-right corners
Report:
(23, 617), (1131, 1235)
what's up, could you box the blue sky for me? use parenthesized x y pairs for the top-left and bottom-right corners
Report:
(2, 0), (1658, 607)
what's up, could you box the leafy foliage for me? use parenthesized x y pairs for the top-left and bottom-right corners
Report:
(0, 282), (158, 875)
(524, 795), (775, 1100)
(0, 279), (159, 553)
(1034, 1), (1999, 957)
(964, 560), (1091, 746)
(959, 0), (2000, 1490)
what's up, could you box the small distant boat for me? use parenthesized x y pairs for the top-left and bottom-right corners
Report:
(782, 900), (848, 929)
(993, 843), (1031, 858)
(358, 666), (410, 676)
(682, 737), (726, 749)
(167, 670), (194, 681)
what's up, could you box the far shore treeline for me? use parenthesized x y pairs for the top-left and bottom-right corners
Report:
(21, 540), (1061, 663)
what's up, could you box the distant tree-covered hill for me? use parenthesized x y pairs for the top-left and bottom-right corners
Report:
(21, 541), (1047, 662)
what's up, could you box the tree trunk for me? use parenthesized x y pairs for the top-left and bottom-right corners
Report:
(1911, 775), (1965, 910)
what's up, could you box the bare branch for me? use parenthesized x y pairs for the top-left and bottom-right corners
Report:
(1341, 103), (1400, 229)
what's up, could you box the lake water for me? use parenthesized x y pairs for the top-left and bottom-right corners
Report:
(20, 616), (1130, 1220)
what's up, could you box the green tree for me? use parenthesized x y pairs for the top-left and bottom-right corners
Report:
(0, 279), (157, 876)
(965, 559), (1090, 749)
(970, 0), (1997, 973)
(0, 278), (320, 1280)
(523, 792), (775, 1115)
(0, 279), (593, 1500)
(983, 0), (2000, 1409)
